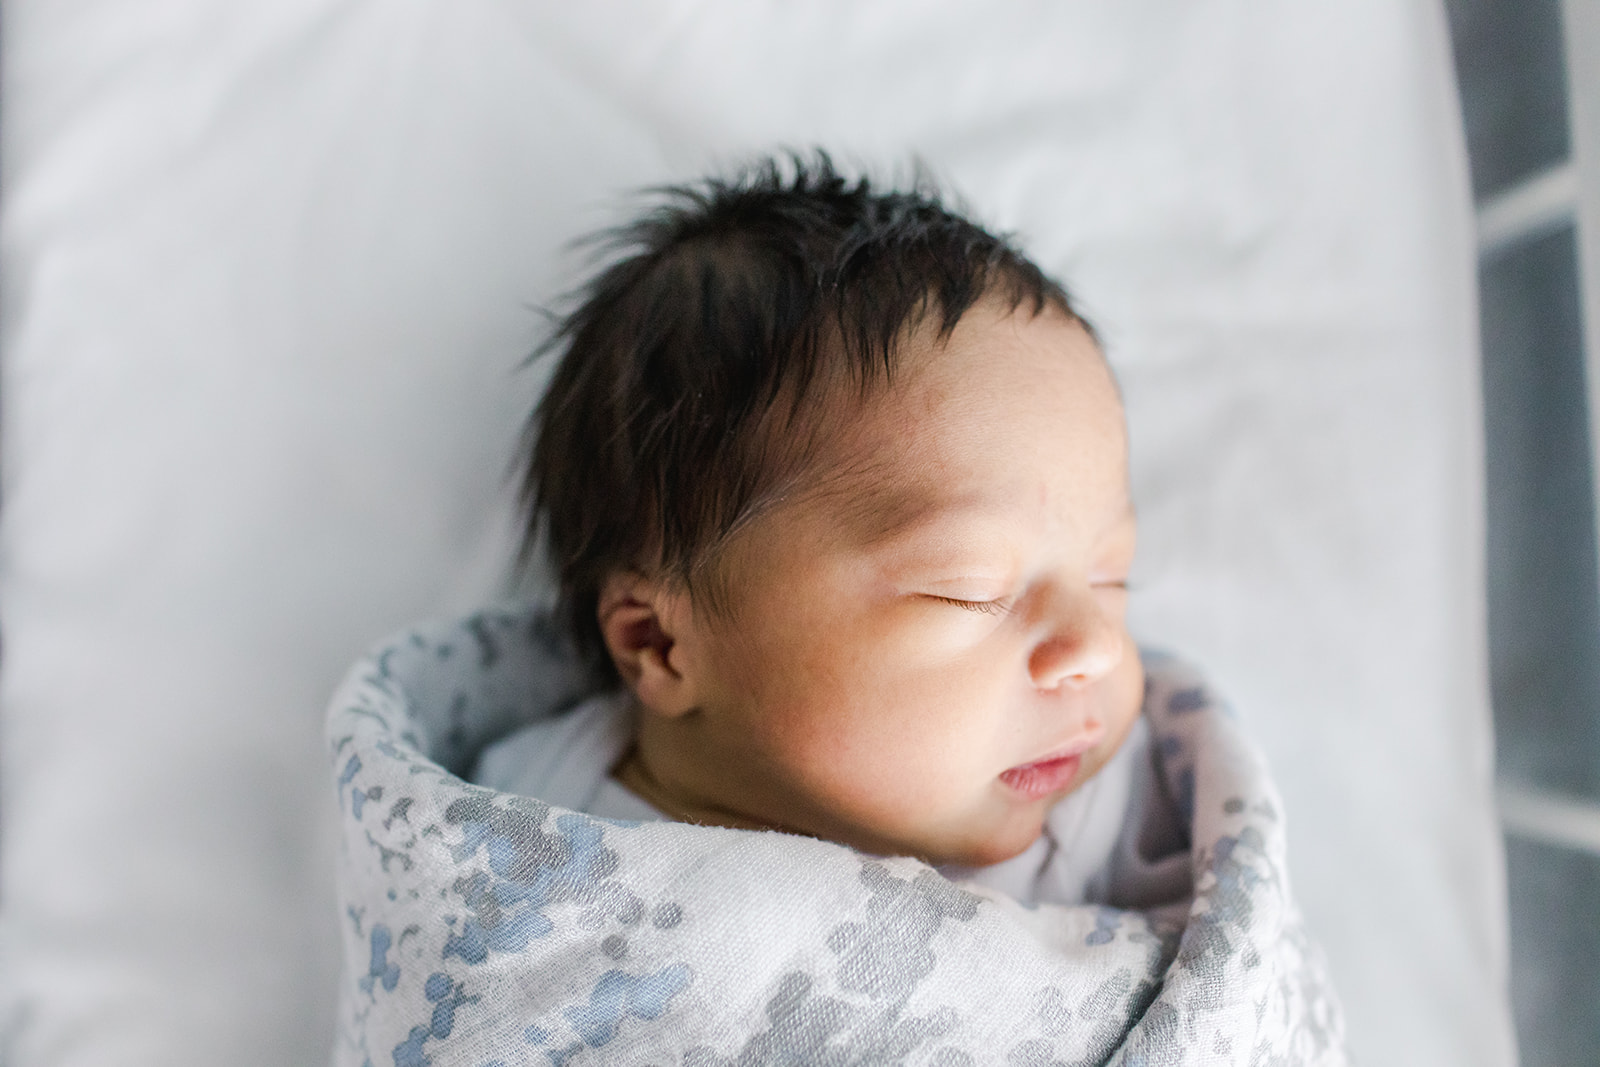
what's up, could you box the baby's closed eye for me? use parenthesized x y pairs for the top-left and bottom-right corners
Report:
(927, 594), (1013, 616)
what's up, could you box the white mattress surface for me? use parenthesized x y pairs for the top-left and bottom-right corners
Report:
(0, 2), (1513, 1064)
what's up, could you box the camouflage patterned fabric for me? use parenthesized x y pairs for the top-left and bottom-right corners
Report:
(327, 608), (1346, 1066)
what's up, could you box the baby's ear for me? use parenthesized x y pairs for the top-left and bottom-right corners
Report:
(596, 572), (698, 718)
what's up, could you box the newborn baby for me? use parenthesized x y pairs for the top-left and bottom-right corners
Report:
(477, 154), (1153, 903)
(335, 154), (1346, 1063)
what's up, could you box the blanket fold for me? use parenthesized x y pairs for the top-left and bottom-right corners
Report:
(327, 607), (1345, 1066)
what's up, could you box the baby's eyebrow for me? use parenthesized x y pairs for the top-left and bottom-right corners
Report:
(801, 453), (1136, 549)
(799, 449), (979, 542)
(838, 482), (1010, 551)
(783, 452), (932, 545)
(836, 489), (947, 547)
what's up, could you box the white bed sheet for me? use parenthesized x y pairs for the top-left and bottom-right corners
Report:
(0, 2), (1513, 1064)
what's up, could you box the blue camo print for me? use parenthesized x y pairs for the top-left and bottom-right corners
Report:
(326, 608), (1346, 1066)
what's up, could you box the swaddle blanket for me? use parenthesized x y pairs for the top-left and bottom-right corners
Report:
(327, 608), (1346, 1066)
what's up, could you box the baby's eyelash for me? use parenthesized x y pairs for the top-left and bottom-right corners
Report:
(932, 595), (1010, 616)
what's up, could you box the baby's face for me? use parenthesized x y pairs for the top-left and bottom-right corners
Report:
(631, 300), (1142, 868)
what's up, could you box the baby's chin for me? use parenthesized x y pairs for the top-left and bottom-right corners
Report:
(911, 808), (1051, 870)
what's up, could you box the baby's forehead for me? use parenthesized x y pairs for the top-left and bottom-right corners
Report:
(811, 303), (1115, 435)
(773, 306), (1125, 521)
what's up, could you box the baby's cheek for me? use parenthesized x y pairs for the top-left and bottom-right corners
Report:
(1115, 641), (1146, 720)
(1085, 647), (1146, 766)
(768, 707), (956, 816)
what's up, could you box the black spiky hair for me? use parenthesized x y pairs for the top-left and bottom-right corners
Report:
(520, 151), (1090, 680)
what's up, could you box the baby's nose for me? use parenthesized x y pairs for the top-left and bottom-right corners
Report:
(1027, 590), (1124, 691)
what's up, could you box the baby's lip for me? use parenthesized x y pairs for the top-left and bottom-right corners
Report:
(998, 732), (1103, 800)
(1014, 730), (1103, 770)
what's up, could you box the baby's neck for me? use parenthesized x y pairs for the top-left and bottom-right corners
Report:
(612, 740), (787, 835)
